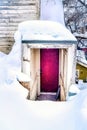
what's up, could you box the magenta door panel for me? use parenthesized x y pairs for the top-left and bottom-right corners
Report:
(40, 49), (59, 92)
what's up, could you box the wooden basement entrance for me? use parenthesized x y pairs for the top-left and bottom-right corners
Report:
(20, 21), (77, 101)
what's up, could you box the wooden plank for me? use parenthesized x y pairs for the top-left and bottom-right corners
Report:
(0, 13), (37, 19)
(0, 8), (37, 14)
(0, 31), (15, 35)
(0, 10), (38, 19)
(0, 45), (12, 54)
(0, 34), (14, 38)
(0, 26), (17, 31)
(0, 22), (18, 26)
(60, 73), (66, 101)
(0, 37), (14, 41)
(0, 0), (36, 6)
(0, 12), (37, 19)
(0, 41), (13, 46)
(24, 43), (71, 49)
(0, 3), (36, 6)
(0, 6), (36, 10)
(0, 16), (37, 23)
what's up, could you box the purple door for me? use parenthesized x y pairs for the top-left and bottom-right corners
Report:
(40, 49), (59, 92)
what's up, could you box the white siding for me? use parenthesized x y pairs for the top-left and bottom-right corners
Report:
(0, 0), (40, 53)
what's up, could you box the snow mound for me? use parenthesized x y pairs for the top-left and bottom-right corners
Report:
(18, 20), (77, 41)
(17, 72), (31, 82)
(69, 84), (80, 93)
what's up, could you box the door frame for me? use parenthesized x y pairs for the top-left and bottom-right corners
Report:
(29, 48), (68, 100)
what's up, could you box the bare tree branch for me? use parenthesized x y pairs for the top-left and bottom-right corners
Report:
(78, 0), (87, 7)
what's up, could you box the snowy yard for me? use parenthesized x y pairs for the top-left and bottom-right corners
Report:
(0, 26), (87, 130)
(0, 0), (87, 129)
(0, 79), (87, 130)
(0, 50), (87, 130)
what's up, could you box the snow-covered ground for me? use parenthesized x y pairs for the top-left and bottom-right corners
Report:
(0, 41), (87, 130)
(0, 0), (87, 129)
(0, 76), (87, 130)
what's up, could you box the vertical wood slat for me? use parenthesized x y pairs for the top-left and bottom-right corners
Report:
(60, 49), (66, 101)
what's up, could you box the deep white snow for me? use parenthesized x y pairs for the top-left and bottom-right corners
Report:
(0, 72), (87, 130)
(0, 0), (87, 130)
(18, 20), (77, 41)
(0, 33), (87, 130)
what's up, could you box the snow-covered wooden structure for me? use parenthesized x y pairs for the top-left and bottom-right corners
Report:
(15, 20), (77, 101)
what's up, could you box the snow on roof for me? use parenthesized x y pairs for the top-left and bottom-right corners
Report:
(77, 50), (87, 67)
(77, 60), (87, 68)
(18, 20), (77, 43)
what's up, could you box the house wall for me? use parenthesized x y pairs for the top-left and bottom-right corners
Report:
(76, 63), (87, 81)
(0, 0), (40, 54)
